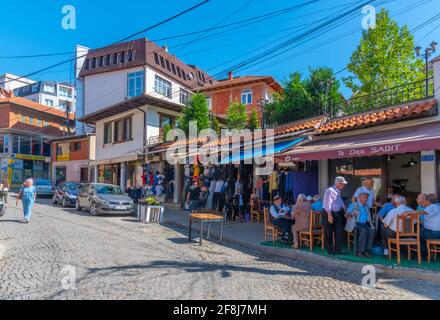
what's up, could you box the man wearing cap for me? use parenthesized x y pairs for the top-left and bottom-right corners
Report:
(345, 192), (375, 258)
(352, 178), (375, 209)
(270, 195), (292, 243)
(323, 176), (348, 255)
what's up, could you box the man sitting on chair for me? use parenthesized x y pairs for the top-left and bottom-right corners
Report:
(345, 192), (375, 258)
(381, 196), (414, 257)
(420, 193), (440, 261)
(270, 195), (292, 244)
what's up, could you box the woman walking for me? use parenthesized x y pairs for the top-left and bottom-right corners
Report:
(16, 179), (36, 224)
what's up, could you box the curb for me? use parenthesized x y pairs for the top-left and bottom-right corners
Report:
(163, 218), (440, 283)
(0, 243), (6, 261)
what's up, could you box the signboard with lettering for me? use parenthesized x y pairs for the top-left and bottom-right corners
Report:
(421, 154), (435, 162)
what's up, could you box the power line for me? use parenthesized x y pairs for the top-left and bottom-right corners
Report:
(0, 0), (212, 87)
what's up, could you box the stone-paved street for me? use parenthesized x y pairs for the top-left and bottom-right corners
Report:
(0, 196), (439, 300)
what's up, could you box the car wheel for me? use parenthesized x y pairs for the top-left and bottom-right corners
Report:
(52, 195), (57, 205)
(62, 197), (67, 207)
(89, 202), (98, 216)
(76, 199), (82, 212)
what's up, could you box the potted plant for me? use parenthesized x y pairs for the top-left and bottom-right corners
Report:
(138, 196), (165, 223)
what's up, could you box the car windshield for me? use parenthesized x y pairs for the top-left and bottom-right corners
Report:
(95, 185), (123, 195)
(35, 180), (51, 186)
(66, 183), (81, 192)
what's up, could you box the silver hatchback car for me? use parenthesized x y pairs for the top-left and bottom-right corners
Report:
(76, 183), (134, 216)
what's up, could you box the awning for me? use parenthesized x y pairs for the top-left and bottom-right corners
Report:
(90, 154), (141, 166)
(276, 122), (440, 162)
(221, 137), (306, 165)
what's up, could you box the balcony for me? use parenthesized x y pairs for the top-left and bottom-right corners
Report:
(266, 77), (435, 127)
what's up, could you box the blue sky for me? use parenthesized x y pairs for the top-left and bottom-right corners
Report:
(1, 0), (439, 97)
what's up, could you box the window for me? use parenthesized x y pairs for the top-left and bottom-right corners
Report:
(160, 114), (173, 128)
(171, 63), (176, 75)
(112, 53), (118, 64)
(154, 52), (160, 65)
(72, 141), (81, 152)
(160, 56), (165, 68)
(3, 135), (9, 153)
(180, 88), (190, 104)
(113, 117), (132, 143)
(120, 52), (126, 63)
(98, 56), (104, 67)
(165, 60), (171, 72)
(59, 101), (68, 111)
(12, 136), (19, 154)
(84, 59), (90, 70)
(43, 83), (55, 93)
(128, 50), (135, 62)
(91, 57), (97, 68)
(154, 75), (172, 98)
(20, 136), (31, 155)
(59, 87), (72, 98)
(56, 143), (70, 161)
(45, 99), (54, 107)
(177, 66), (182, 78)
(241, 89), (253, 105)
(127, 71), (144, 98)
(105, 54), (111, 65)
(43, 120), (49, 127)
(29, 116), (34, 125)
(104, 123), (112, 144)
(43, 142), (51, 156)
(20, 115), (26, 123)
(36, 118), (42, 127)
(206, 97), (212, 111)
(32, 139), (42, 156)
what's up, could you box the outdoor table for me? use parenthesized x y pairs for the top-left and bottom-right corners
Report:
(189, 213), (224, 246)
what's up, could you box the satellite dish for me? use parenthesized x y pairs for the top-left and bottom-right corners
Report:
(187, 72), (194, 80)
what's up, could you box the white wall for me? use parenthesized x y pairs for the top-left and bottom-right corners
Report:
(84, 66), (144, 115)
(145, 67), (191, 105)
(95, 109), (144, 161)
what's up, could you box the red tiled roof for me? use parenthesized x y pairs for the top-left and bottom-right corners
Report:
(197, 76), (282, 92)
(317, 99), (438, 134)
(274, 116), (326, 136)
(10, 122), (66, 137)
(0, 97), (75, 120)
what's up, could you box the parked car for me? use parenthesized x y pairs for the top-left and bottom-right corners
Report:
(53, 182), (82, 207)
(34, 179), (54, 197)
(76, 183), (134, 216)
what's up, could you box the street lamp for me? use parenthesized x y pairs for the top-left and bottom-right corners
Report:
(415, 40), (438, 96)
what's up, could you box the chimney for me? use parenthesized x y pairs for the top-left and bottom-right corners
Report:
(228, 71), (233, 80)
(162, 45), (168, 53)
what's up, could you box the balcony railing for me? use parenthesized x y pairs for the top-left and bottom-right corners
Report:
(265, 77), (435, 127)
(147, 135), (163, 146)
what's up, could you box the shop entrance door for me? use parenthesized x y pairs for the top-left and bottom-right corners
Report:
(80, 168), (88, 182)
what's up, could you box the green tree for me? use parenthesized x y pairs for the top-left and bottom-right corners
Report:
(343, 9), (425, 95)
(211, 116), (221, 136)
(305, 67), (343, 117)
(226, 102), (248, 130)
(176, 93), (210, 134)
(248, 109), (260, 130)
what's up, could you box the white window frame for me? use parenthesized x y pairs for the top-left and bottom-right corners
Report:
(154, 75), (172, 98)
(127, 71), (145, 98)
(241, 89), (253, 105)
(45, 99), (54, 107)
(43, 84), (55, 94)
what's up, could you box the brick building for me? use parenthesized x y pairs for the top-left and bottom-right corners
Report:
(0, 94), (75, 187)
(198, 72), (282, 124)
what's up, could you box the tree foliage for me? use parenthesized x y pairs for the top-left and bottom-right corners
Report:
(343, 9), (425, 95)
(248, 109), (260, 131)
(226, 102), (249, 130)
(264, 68), (342, 125)
(177, 93), (210, 134)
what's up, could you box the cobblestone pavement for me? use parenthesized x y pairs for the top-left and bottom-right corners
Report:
(0, 196), (439, 300)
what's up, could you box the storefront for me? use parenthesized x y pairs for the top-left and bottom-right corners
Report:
(8, 154), (50, 186)
(92, 155), (143, 189)
(277, 122), (440, 203)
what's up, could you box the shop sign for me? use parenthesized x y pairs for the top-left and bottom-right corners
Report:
(12, 154), (47, 161)
(421, 154), (435, 162)
(57, 155), (70, 162)
(336, 144), (403, 158)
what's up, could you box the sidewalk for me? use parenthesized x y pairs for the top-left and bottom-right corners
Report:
(162, 205), (440, 283)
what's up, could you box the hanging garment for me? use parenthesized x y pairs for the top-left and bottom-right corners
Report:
(269, 170), (278, 193)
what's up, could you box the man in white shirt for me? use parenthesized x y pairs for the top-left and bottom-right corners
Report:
(420, 193), (440, 260)
(352, 178), (375, 209)
(381, 196), (414, 256)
